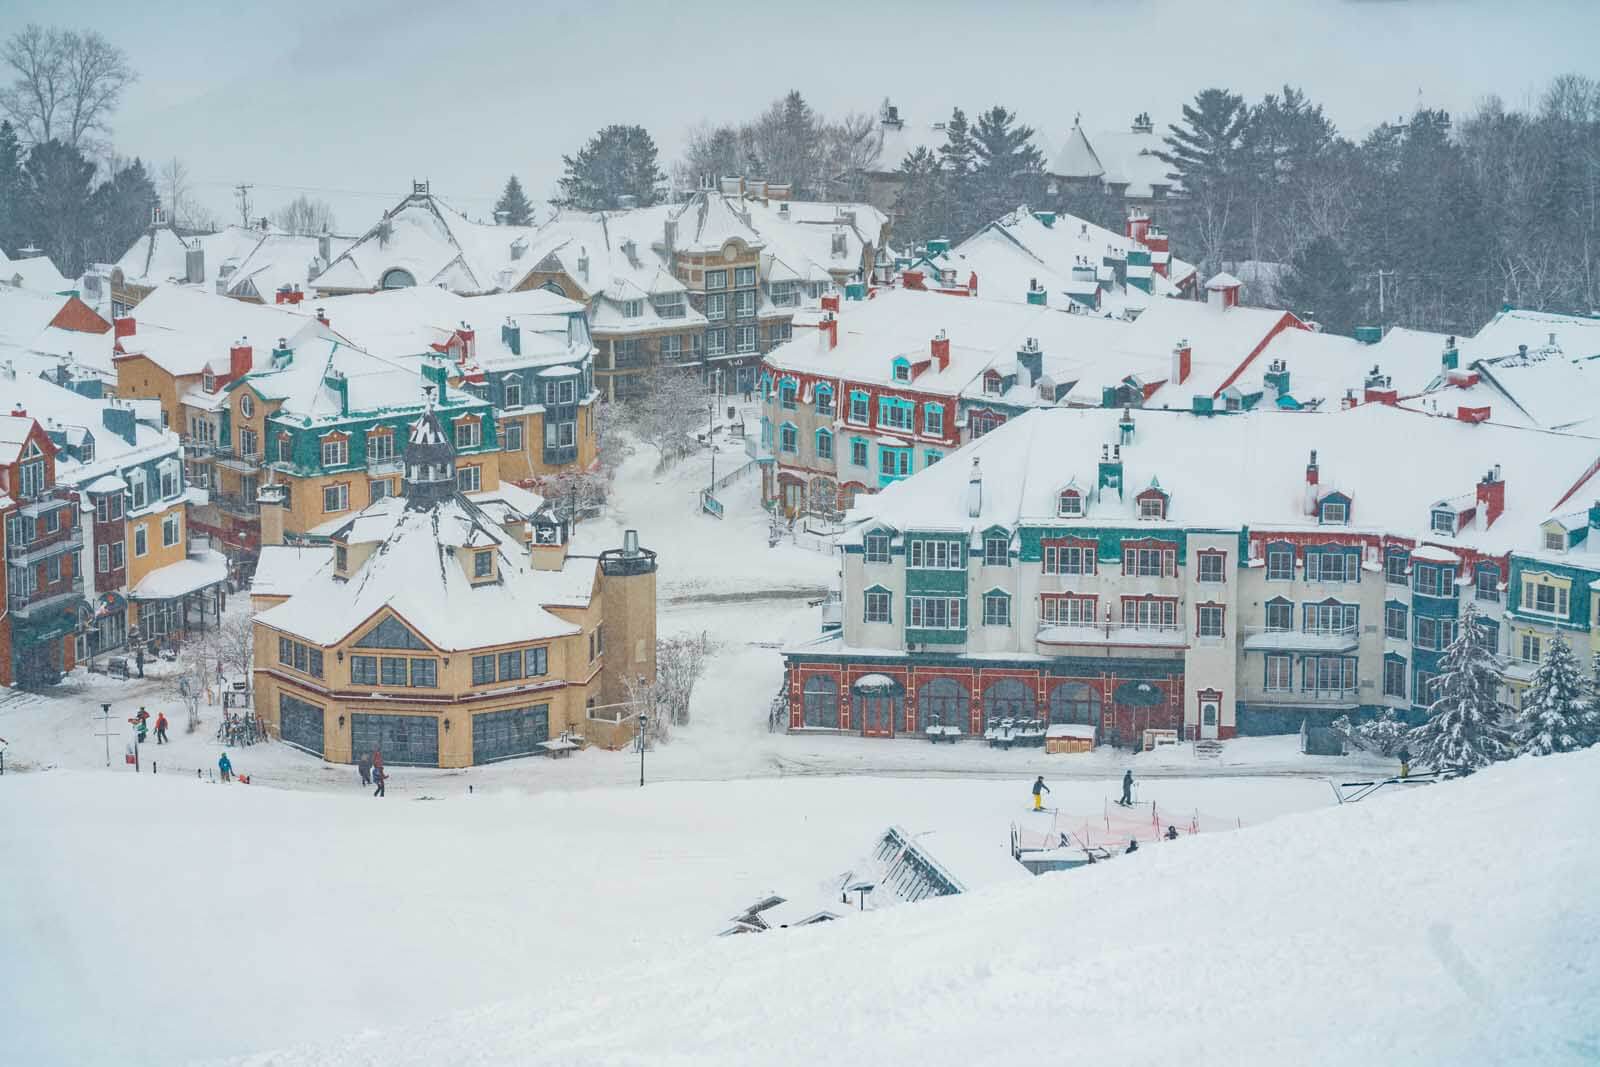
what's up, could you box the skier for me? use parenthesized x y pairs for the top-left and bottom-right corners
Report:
(1165, 825), (1179, 841)
(1125, 838), (1139, 854)
(1398, 746), (1412, 780)
(1031, 775), (1050, 811)
(1118, 769), (1134, 807)
(372, 763), (386, 798)
(358, 754), (372, 787)
(154, 712), (169, 745)
(218, 752), (232, 782)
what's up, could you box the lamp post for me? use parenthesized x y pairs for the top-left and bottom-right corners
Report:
(708, 400), (717, 491)
(637, 712), (649, 787)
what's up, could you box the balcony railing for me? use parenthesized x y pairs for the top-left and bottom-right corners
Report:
(367, 454), (403, 475)
(213, 492), (260, 518)
(6, 527), (83, 564)
(9, 576), (84, 617)
(1242, 624), (1359, 653)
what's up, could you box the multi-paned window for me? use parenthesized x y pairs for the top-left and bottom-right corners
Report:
(1520, 578), (1569, 617)
(863, 532), (891, 563)
(1304, 656), (1357, 693)
(1544, 529), (1567, 552)
(1385, 551), (1410, 585)
(1043, 542), (1096, 575)
(471, 646), (551, 685)
(1320, 500), (1347, 524)
(1265, 654), (1293, 691)
(1122, 545), (1176, 577)
(982, 591), (1011, 627)
(368, 431), (395, 460)
(705, 292), (726, 320)
(706, 269), (727, 290)
(815, 429), (833, 460)
(779, 424), (798, 453)
(1196, 551), (1226, 583)
(1121, 597), (1178, 629)
(504, 422), (523, 452)
(1383, 657), (1407, 698)
(1385, 603), (1408, 640)
(1414, 616), (1458, 651)
(1475, 564), (1501, 602)
(735, 325), (757, 353)
(1196, 603), (1225, 638)
(277, 637), (325, 679)
(878, 397), (914, 432)
(1306, 549), (1359, 583)
(923, 403), (944, 436)
(850, 438), (868, 467)
(707, 329), (727, 356)
(907, 538), (964, 570)
(734, 290), (756, 320)
(1518, 632), (1543, 664)
(1413, 563), (1455, 598)
(878, 447), (911, 480)
(1138, 495), (1167, 521)
(864, 588), (892, 623)
(815, 387), (834, 416)
(322, 484), (349, 513)
(321, 437), (348, 467)
(848, 391), (870, 423)
(734, 266), (756, 288)
(1303, 601), (1358, 634)
(1264, 598), (1293, 631)
(1040, 595), (1097, 627)
(1266, 545), (1294, 581)
(161, 512), (181, 548)
(1415, 670), (1440, 703)
(455, 420), (481, 449)
(778, 380), (798, 409)
(907, 596), (964, 629)
(1057, 491), (1083, 518)
(456, 465), (482, 492)
(983, 533), (1009, 567)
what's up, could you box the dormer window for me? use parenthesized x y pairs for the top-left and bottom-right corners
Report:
(1433, 510), (1456, 535)
(983, 372), (1002, 396)
(1544, 529), (1566, 552)
(240, 392), (255, 418)
(621, 299), (642, 318)
(202, 371), (216, 393)
(473, 550), (493, 579)
(892, 358), (911, 383)
(504, 381), (523, 408)
(335, 544), (348, 573)
(1320, 500), (1347, 524)
(1058, 491), (1083, 518)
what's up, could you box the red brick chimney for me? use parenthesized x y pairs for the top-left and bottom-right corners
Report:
(1126, 210), (1151, 246)
(114, 316), (136, 339)
(1476, 465), (1504, 528)
(967, 272), (978, 296)
(902, 270), (926, 291)
(1458, 405), (1491, 424)
(1170, 341), (1191, 386)
(818, 313), (838, 350)
(316, 306), (329, 327)
(458, 321), (475, 360)
(229, 341), (252, 381)
(931, 329), (950, 371)
(1304, 449), (1319, 516)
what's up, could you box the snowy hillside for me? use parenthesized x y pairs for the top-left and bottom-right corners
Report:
(5, 753), (1595, 1065)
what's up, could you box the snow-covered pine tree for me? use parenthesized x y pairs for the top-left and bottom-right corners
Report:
(1410, 603), (1511, 774)
(1515, 635), (1587, 755)
(1579, 649), (1600, 750)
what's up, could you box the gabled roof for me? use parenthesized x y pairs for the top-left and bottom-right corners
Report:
(1049, 121), (1105, 179)
(115, 285), (331, 378)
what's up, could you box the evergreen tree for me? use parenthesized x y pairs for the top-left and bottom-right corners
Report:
(970, 105), (1045, 228)
(1278, 235), (1359, 334)
(1158, 89), (1251, 273)
(0, 119), (22, 256)
(86, 156), (155, 264)
(937, 108), (978, 240)
(556, 125), (667, 211)
(494, 175), (533, 226)
(21, 138), (96, 277)
(890, 147), (946, 248)
(1410, 604), (1512, 775)
(1514, 636), (1587, 755)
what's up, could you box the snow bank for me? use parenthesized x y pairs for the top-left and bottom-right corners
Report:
(234, 749), (1599, 1066)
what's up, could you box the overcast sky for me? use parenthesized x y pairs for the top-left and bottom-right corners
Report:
(6, 0), (1597, 231)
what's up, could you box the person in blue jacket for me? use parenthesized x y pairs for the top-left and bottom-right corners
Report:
(218, 752), (232, 782)
(1031, 775), (1050, 811)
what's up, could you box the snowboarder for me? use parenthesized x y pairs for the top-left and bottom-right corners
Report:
(358, 754), (372, 787)
(1398, 746), (1412, 780)
(1031, 775), (1050, 811)
(218, 752), (232, 782)
(131, 711), (148, 744)
(1118, 769), (1134, 807)
(154, 712), (169, 745)
(1125, 838), (1139, 854)
(372, 763), (386, 798)
(1165, 825), (1179, 841)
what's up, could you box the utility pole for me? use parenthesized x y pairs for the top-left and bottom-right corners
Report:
(1373, 269), (1396, 321)
(95, 703), (116, 767)
(234, 183), (254, 228)
(707, 400), (716, 490)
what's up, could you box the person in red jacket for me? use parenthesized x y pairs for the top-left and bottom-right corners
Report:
(154, 712), (169, 745)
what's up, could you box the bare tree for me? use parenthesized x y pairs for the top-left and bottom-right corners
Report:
(272, 194), (337, 236)
(0, 25), (135, 149)
(159, 156), (215, 232)
(619, 365), (709, 470)
(626, 632), (713, 741)
(821, 112), (883, 199)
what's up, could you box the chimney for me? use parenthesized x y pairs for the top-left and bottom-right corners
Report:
(501, 317), (521, 357)
(316, 306), (329, 327)
(1457, 405), (1491, 424)
(1304, 449), (1319, 516)
(229, 340), (252, 381)
(1363, 364), (1397, 405)
(930, 329), (950, 371)
(966, 457), (983, 518)
(1016, 337), (1043, 383)
(114, 316), (136, 339)
(1126, 209), (1151, 246)
(1170, 340), (1192, 386)
(1588, 499), (1600, 533)
(458, 321), (476, 359)
(185, 247), (205, 285)
(1026, 278), (1047, 306)
(1442, 335), (1459, 371)
(821, 293), (841, 314)
(1263, 358), (1290, 399)
(1119, 406), (1135, 447)
(968, 272), (978, 297)
(663, 219), (677, 255)
(1476, 465), (1505, 528)
(817, 313), (838, 351)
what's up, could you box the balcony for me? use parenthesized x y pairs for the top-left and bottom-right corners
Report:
(1242, 625), (1360, 654)
(6, 527), (83, 565)
(1036, 621), (1187, 650)
(18, 489), (75, 519)
(367, 453), (403, 476)
(9, 575), (84, 617)
(214, 450), (262, 475)
(213, 492), (260, 518)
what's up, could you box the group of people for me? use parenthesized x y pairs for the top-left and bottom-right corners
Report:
(1032, 770), (1182, 854)
(358, 752), (387, 797)
(129, 707), (170, 745)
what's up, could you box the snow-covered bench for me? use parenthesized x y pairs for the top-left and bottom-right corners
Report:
(925, 724), (963, 743)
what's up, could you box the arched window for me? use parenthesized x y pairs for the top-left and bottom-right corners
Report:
(1049, 682), (1100, 726)
(918, 678), (967, 731)
(540, 280), (567, 297)
(802, 675), (838, 728)
(983, 678), (1035, 726)
(381, 268), (417, 289)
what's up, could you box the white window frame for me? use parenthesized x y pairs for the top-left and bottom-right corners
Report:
(454, 420), (481, 449)
(321, 436), (348, 468)
(322, 483), (349, 513)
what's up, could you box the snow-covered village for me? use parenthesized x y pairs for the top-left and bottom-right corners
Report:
(2, 4), (1599, 1064)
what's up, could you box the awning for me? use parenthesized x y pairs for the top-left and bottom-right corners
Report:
(128, 549), (229, 601)
(853, 673), (900, 692)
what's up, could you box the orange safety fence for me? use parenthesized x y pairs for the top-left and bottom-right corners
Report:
(1016, 799), (1244, 853)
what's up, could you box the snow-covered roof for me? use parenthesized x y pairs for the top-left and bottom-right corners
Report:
(0, 249), (72, 294)
(251, 545), (335, 601)
(256, 492), (595, 651)
(1072, 121), (1180, 198)
(843, 403), (1600, 557)
(1464, 307), (1600, 363)
(0, 366), (180, 485)
(237, 336), (482, 426)
(116, 285), (332, 378)
(221, 233), (357, 304)
(114, 226), (276, 291)
(129, 549), (229, 600)
(1049, 121), (1105, 179)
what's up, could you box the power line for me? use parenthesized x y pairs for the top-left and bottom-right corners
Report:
(189, 178), (504, 206)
